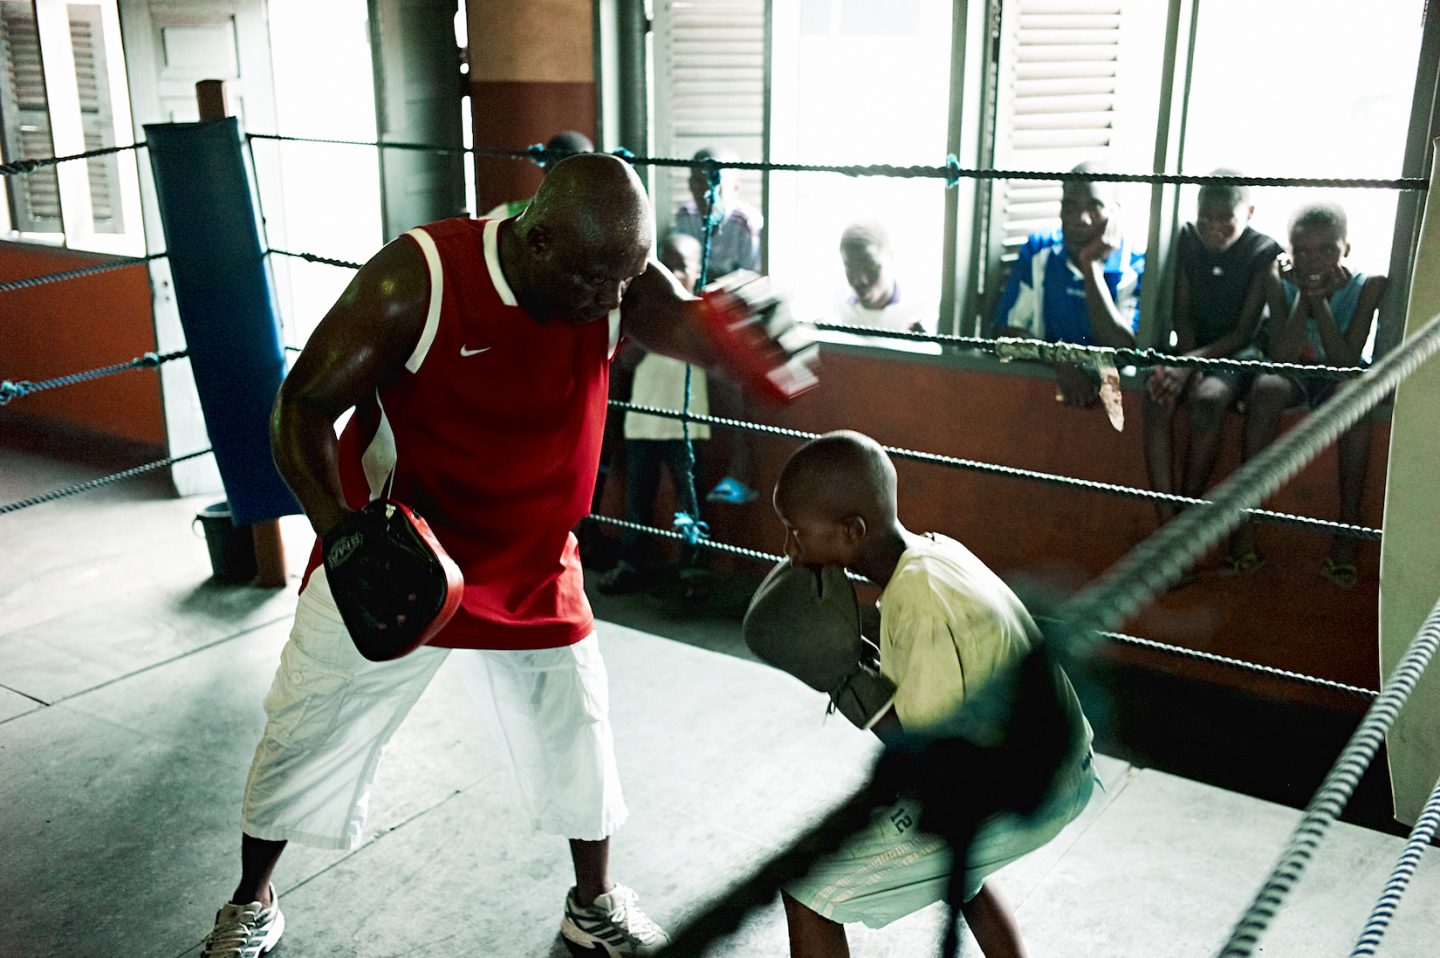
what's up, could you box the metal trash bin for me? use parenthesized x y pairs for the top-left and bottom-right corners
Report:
(194, 500), (258, 583)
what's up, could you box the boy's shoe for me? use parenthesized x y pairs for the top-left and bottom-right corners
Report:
(561, 884), (670, 957)
(706, 476), (757, 505)
(201, 885), (285, 957)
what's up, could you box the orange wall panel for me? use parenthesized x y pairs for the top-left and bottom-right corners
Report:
(0, 243), (164, 447)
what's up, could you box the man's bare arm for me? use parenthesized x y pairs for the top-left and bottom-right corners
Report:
(271, 237), (429, 536)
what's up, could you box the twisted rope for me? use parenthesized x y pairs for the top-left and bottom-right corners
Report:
(1216, 596), (1440, 957)
(250, 252), (1374, 383)
(587, 515), (1376, 700)
(1103, 631), (1377, 700)
(241, 133), (1427, 191)
(267, 248), (365, 270)
(0, 141), (145, 177)
(998, 307), (1440, 955)
(1, 350), (188, 407)
(806, 323), (1370, 379)
(0, 252), (168, 294)
(1348, 773), (1440, 955)
(0, 448), (214, 515)
(608, 400), (1381, 541)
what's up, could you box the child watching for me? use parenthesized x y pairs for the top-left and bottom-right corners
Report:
(1231, 202), (1387, 585)
(757, 430), (1096, 958)
(1144, 173), (1283, 523)
(993, 161), (1145, 409)
(598, 233), (711, 595)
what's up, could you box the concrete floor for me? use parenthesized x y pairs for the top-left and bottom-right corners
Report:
(3, 446), (1439, 957)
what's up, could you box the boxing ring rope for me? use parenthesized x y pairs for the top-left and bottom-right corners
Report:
(0, 448), (214, 516)
(607, 400), (1380, 541)
(0, 141), (206, 514)
(251, 135), (1440, 954)
(0, 251), (168, 294)
(1349, 772), (1440, 955)
(589, 512), (1380, 700)
(6, 132), (1435, 951)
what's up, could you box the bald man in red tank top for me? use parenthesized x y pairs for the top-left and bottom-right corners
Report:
(200, 155), (813, 958)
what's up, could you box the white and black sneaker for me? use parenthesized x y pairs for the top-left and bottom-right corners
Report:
(201, 885), (286, 958)
(560, 884), (670, 957)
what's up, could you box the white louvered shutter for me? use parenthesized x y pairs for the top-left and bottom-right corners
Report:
(0, 0), (62, 232)
(992, 0), (1122, 257)
(69, 3), (122, 233)
(651, 0), (765, 226)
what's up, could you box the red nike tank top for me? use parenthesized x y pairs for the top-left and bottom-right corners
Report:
(302, 217), (619, 650)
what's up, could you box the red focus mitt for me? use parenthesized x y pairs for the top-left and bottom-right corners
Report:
(321, 499), (464, 662)
(696, 271), (819, 404)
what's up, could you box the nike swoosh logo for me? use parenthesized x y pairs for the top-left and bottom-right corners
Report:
(459, 345), (492, 357)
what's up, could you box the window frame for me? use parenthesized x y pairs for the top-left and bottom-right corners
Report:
(614, 0), (1437, 357)
(0, 0), (144, 255)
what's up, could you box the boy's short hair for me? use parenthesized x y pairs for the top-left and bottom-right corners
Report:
(1289, 201), (1349, 240)
(1197, 168), (1251, 209)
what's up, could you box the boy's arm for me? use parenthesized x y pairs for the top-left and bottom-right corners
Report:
(1266, 267), (1310, 361)
(1077, 231), (1138, 349)
(1149, 270), (1195, 405)
(1327, 274), (1388, 366)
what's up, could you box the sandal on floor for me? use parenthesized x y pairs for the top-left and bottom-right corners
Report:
(706, 476), (758, 505)
(1222, 550), (1266, 576)
(1320, 557), (1359, 589)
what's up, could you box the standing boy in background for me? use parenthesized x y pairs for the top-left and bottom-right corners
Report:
(1144, 173), (1282, 526)
(752, 431), (1096, 958)
(599, 233), (711, 595)
(674, 146), (764, 505)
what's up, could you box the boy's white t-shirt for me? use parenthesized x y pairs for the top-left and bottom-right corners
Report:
(622, 353), (712, 441)
(876, 533), (1037, 731)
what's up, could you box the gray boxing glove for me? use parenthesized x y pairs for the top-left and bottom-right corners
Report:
(743, 558), (896, 729)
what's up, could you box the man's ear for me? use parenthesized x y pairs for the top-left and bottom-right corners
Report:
(844, 515), (868, 543)
(526, 223), (553, 256)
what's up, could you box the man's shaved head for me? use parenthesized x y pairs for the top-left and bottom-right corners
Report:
(775, 430), (897, 525)
(511, 154), (654, 323)
(522, 153), (652, 253)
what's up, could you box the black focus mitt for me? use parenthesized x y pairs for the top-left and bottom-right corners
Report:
(322, 499), (464, 662)
(743, 558), (896, 728)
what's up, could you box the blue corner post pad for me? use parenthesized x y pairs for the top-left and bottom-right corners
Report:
(144, 118), (300, 526)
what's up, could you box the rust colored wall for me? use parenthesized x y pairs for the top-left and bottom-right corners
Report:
(0, 243), (164, 447)
(470, 82), (597, 212)
(598, 347), (1389, 707)
(465, 0), (596, 213)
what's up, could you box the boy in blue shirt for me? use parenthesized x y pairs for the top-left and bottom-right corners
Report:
(992, 162), (1145, 408)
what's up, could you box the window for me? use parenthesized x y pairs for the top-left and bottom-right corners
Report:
(650, 0), (766, 259)
(0, 0), (142, 252)
(1181, 0), (1423, 284)
(768, 0), (954, 346)
(633, 0), (1431, 350)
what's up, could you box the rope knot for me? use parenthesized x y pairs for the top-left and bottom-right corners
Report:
(673, 511), (710, 546)
(0, 379), (32, 405)
(945, 153), (963, 189)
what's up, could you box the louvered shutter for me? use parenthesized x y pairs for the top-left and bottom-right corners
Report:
(69, 3), (122, 233)
(651, 0), (765, 225)
(0, 0), (62, 232)
(992, 0), (1122, 256)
